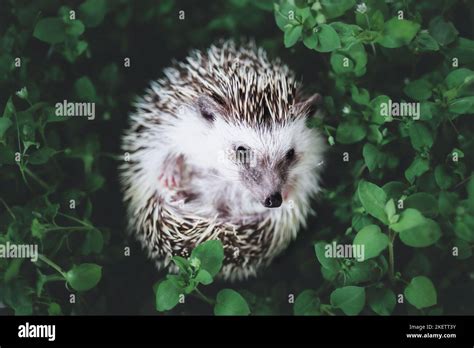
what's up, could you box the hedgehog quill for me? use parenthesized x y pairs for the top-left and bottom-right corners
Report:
(120, 40), (325, 281)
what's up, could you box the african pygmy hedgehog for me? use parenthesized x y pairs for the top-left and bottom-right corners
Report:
(120, 40), (325, 281)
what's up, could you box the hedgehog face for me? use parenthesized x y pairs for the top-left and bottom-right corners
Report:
(227, 119), (321, 208)
(196, 96), (323, 209)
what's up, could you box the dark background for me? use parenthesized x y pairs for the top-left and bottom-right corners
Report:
(1, 0), (473, 316)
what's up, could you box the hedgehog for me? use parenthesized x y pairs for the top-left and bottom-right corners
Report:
(120, 40), (325, 281)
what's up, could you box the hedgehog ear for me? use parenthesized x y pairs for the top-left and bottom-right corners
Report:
(197, 96), (224, 123)
(293, 93), (322, 119)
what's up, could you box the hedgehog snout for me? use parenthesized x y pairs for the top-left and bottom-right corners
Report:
(264, 192), (282, 208)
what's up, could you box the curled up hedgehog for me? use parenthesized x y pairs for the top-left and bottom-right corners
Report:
(120, 40), (325, 281)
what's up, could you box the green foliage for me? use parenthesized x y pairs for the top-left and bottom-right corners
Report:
(275, 0), (474, 316)
(214, 289), (251, 316)
(294, 289), (321, 315)
(155, 240), (250, 314)
(1, 0), (473, 317)
(330, 286), (366, 315)
(65, 263), (102, 292)
(404, 276), (437, 309)
(353, 225), (389, 260)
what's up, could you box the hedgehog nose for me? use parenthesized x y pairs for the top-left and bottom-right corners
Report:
(264, 192), (282, 208)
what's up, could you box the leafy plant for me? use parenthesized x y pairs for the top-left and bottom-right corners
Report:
(155, 240), (250, 315)
(1, 0), (473, 316)
(274, 0), (474, 316)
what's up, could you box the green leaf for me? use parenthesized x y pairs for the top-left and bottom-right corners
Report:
(371, 95), (392, 124)
(408, 123), (433, 151)
(321, 0), (355, 19)
(448, 96), (474, 114)
(413, 31), (439, 51)
(172, 256), (190, 273)
(453, 239), (472, 260)
(195, 269), (213, 285)
(85, 173), (105, 192)
(74, 76), (97, 102)
(156, 279), (182, 311)
(274, 2), (294, 31)
(314, 242), (339, 270)
(214, 289), (250, 316)
(391, 208), (425, 233)
(383, 181), (406, 201)
(404, 276), (437, 309)
(48, 302), (62, 316)
(404, 192), (438, 218)
(79, 0), (107, 27)
(391, 209), (441, 247)
(344, 259), (382, 284)
(405, 157), (429, 184)
(438, 191), (459, 218)
(377, 18), (420, 48)
(190, 240), (224, 277)
(358, 180), (388, 225)
(2, 96), (15, 119)
(65, 19), (85, 37)
(336, 120), (366, 144)
(331, 41), (367, 76)
(314, 24), (341, 52)
(284, 25), (303, 48)
(81, 229), (104, 255)
(4, 259), (24, 283)
(330, 286), (365, 315)
(468, 175), (474, 211)
(362, 143), (383, 172)
(353, 225), (389, 260)
(455, 216), (474, 242)
(33, 18), (67, 44)
(434, 165), (455, 190)
(445, 68), (474, 89)
(351, 86), (370, 105)
(31, 218), (46, 239)
(403, 79), (432, 101)
(331, 52), (354, 73)
(294, 289), (321, 315)
(428, 16), (458, 46)
(65, 263), (102, 292)
(385, 199), (397, 222)
(399, 218), (441, 248)
(28, 147), (57, 165)
(368, 287), (396, 316)
(303, 33), (318, 49)
(3, 280), (33, 315)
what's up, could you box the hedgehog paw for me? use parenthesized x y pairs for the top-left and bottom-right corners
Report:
(158, 155), (184, 190)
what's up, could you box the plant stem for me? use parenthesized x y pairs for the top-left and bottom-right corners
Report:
(0, 198), (16, 220)
(24, 167), (49, 190)
(195, 288), (215, 305)
(58, 212), (94, 228)
(38, 254), (67, 279)
(320, 304), (335, 316)
(45, 226), (90, 232)
(388, 229), (395, 282)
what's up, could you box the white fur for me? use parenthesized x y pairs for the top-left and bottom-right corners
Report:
(120, 40), (326, 280)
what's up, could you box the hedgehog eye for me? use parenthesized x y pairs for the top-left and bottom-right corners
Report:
(200, 109), (215, 122)
(286, 148), (295, 161)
